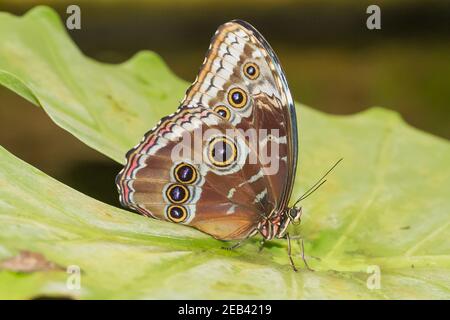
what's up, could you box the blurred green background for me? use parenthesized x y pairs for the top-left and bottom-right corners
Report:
(0, 0), (449, 206)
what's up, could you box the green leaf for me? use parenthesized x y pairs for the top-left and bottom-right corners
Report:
(0, 6), (186, 164)
(0, 6), (449, 299)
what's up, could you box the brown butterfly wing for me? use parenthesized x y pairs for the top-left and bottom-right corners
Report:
(182, 20), (298, 214)
(116, 105), (274, 240)
(117, 21), (298, 240)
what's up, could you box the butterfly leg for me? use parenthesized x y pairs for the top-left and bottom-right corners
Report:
(298, 238), (314, 272)
(221, 241), (243, 250)
(286, 233), (298, 272)
(289, 235), (314, 271)
(258, 239), (266, 253)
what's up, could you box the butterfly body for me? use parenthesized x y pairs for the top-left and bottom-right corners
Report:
(116, 21), (300, 247)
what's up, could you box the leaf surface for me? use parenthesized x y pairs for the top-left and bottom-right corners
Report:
(0, 6), (449, 299)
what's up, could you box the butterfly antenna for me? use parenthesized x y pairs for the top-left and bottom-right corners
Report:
(295, 179), (327, 205)
(292, 158), (343, 207)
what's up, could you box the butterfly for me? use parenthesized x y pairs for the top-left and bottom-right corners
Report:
(116, 20), (308, 270)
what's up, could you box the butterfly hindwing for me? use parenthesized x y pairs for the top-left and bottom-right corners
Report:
(116, 105), (276, 240)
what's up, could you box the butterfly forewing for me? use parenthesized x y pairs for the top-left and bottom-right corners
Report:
(182, 20), (297, 214)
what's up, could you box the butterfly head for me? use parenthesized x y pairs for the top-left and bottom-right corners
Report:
(287, 207), (302, 225)
(270, 207), (302, 239)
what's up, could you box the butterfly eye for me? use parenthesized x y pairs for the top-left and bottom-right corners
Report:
(174, 163), (197, 184)
(167, 205), (188, 223)
(227, 87), (247, 109)
(243, 62), (260, 80)
(208, 136), (237, 167)
(213, 105), (231, 120)
(166, 184), (190, 204)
